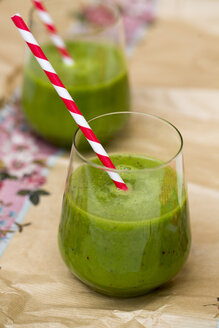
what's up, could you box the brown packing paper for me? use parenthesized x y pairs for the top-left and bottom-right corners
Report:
(1, 89), (219, 327)
(1, 0), (219, 327)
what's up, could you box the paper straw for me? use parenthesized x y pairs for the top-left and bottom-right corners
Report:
(11, 14), (128, 191)
(32, 0), (73, 66)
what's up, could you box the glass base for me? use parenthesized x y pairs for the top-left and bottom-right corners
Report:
(72, 272), (157, 298)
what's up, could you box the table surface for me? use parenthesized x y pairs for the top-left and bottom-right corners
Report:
(0, 1), (219, 327)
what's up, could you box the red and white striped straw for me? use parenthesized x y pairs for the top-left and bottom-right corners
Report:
(11, 14), (127, 191)
(32, 0), (73, 66)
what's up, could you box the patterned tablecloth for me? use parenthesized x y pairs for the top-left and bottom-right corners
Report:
(0, 1), (219, 327)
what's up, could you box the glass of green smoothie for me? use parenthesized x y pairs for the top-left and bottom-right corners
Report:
(22, 1), (130, 148)
(58, 112), (191, 298)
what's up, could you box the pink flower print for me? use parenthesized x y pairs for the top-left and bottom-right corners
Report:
(3, 152), (37, 178)
(82, 4), (115, 27)
(110, 0), (155, 21)
(123, 15), (141, 42)
(22, 172), (46, 189)
(2, 132), (38, 155)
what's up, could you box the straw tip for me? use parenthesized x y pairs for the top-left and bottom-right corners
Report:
(122, 185), (129, 191)
(11, 13), (21, 19)
(63, 58), (74, 66)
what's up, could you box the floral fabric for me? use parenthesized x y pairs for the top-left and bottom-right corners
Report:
(0, 96), (61, 254)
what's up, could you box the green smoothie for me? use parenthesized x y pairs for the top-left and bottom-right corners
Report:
(22, 41), (130, 147)
(58, 154), (191, 297)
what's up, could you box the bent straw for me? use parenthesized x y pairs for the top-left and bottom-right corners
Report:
(32, 0), (73, 65)
(11, 14), (128, 191)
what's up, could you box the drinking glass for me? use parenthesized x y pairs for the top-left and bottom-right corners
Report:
(58, 112), (191, 297)
(22, 0), (130, 147)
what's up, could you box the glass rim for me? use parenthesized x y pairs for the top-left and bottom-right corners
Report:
(29, 1), (121, 37)
(73, 111), (184, 173)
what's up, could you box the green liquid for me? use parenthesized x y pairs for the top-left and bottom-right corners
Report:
(22, 41), (130, 148)
(58, 154), (191, 297)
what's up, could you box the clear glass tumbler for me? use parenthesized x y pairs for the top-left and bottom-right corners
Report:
(58, 112), (191, 297)
(22, 0), (130, 147)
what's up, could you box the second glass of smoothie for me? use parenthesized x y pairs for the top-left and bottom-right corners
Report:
(58, 112), (191, 297)
(22, 1), (130, 147)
